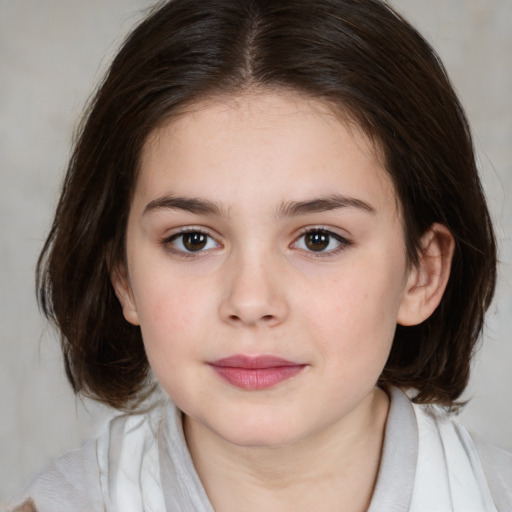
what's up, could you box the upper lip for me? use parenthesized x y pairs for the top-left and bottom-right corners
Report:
(209, 355), (303, 369)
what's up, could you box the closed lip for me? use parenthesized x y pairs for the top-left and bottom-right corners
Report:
(209, 355), (303, 369)
(208, 355), (307, 390)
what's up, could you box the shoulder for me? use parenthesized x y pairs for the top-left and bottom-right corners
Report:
(7, 404), (165, 512)
(472, 433), (512, 511)
(411, 400), (512, 511)
(7, 438), (102, 512)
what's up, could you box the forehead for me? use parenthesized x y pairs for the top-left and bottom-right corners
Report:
(136, 90), (397, 215)
(144, 90), (381, 161)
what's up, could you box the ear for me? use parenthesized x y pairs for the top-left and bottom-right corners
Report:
(397, 223), (454, 326)
(110, 263), (140, 326)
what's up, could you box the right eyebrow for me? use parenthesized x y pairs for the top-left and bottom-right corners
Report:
(143, 195), (224, 216)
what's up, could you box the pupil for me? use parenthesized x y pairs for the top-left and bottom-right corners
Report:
(183, 233), (207, 251)
(306, 232), (329, 251)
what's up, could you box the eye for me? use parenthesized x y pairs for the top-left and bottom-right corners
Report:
(165, 230), (219, 253)
(293, 229), (350, 254)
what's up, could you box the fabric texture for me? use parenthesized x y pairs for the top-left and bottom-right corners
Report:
(8, 387), (512, 512)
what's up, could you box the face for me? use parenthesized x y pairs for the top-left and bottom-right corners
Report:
(115, 91), (417, 448)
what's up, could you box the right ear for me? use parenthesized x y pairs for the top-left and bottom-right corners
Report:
(110, 263), (140, 326)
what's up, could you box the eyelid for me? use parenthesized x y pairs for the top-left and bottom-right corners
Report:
(291, 226), (352, 256)
(161, 227), (222, 256)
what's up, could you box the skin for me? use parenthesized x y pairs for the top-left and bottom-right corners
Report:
(113, 90), (454, 511)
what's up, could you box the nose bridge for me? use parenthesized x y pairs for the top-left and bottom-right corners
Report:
(219, 244), (288, 327)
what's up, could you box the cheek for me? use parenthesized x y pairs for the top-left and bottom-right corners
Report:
(135, 283), (203, 394)
(302, 257), (406, 363)
(130, 280), (196, 376)
(131, 257), (213, 329)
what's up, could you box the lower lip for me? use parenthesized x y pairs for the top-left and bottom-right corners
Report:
(210, 365), (306, 390)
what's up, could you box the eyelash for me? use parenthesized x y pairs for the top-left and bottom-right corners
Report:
(161, 227), (352, 258)
(292, 227), (352, 257)
(162, 228), (220, 258)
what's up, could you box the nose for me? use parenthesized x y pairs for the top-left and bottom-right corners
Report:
(218, 254), (289, 328)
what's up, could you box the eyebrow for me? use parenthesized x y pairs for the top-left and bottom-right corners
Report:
(277, 194), (376, 217)
(143, 193), (375, 217)
(143, 195), (224, 216)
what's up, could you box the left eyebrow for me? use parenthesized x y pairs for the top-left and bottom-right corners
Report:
(277, 194), (376, 217)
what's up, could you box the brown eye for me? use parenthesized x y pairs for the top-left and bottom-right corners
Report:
(182, 232), (208, 251)
(293, 229), (350, 255)
(305, 231), (330, 251)
(167, 231), (219, 254)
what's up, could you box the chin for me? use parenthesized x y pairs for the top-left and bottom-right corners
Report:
(211, 414), (308, 449)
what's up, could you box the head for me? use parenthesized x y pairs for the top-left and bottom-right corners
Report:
(37, 0), (496, 411)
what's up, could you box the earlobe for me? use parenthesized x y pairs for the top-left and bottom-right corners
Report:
(397, 223), (455, 326)
(110, 263), (140, 326)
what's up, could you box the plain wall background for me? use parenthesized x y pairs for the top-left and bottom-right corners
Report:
(1, 0), (511, 502)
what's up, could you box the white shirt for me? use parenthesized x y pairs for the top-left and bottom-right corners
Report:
(8, 387), (512, 512)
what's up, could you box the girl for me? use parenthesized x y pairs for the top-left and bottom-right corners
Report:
(9, 0), (511, 510)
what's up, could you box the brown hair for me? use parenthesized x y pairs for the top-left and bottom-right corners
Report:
(37, 0), (496, 409)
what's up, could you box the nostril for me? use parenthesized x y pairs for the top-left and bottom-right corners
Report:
(227, 314), (275, 324)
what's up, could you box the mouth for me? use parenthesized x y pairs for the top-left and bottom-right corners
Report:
(208, 355), (307, 390)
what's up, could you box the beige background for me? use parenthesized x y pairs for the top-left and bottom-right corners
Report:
(1, 0), (511, 502)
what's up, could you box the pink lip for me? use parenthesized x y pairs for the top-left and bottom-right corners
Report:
(209, 355), (307, 390)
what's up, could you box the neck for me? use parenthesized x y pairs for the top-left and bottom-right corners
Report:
(183, 387), (390, 512)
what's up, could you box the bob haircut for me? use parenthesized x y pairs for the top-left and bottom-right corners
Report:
(37, 0), (496, 410)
